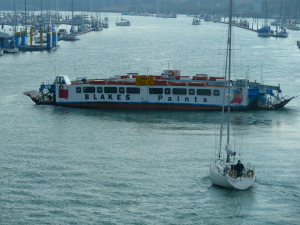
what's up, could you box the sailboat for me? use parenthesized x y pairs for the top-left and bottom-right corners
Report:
(192, 17), (201, 25)
(63, 0), (80, 41)
(116, 14), (131, 26)
(257, 0), (273, 37)
(209, 0), (255, 190)
(274, 0), (288, 38)
(103, 16), (109, 28)
(6, 0), (19, 53)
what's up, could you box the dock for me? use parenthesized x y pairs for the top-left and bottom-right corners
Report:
(19, 45), (60, 51)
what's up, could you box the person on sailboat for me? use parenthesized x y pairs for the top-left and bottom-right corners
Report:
(225, 142), (236, 162)
(236, 160), (244, 177)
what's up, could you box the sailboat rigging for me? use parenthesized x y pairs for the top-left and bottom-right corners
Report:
(274, 0), (288, 38)
(63, 0), (80, 41)
(209, 0), (255, 190)
(257, 0), (273, 37)
(116, 14), (131, 26)
(115, 1), (131, 26)
(6, 0), (19, 53)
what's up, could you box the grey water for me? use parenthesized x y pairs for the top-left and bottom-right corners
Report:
(1, 14), (300, 224)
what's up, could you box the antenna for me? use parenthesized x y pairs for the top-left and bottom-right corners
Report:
(74, 62), (78, 78)
(260, 64), (264, 84)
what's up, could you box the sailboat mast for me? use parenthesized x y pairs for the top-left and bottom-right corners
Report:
(226, 0), (233, 144)
(72, 0), (74, 27)
(25, 0), (27, 29)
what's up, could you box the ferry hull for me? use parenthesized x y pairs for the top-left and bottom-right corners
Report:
(56, 102), (250, 111)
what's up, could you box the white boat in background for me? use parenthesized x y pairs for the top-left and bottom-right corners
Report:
(64, 0), (80, 41)
(192, 18), (200, 25)
(274, 27), (288, 37)
(34, 36), (47, 43)
(287, 24), (300, 30)
(63, 32), (80, 41)
(103, 16), (109, 28)
(239, 19), (249, 27)
(58, 29), (67, 38)
(116, 13), (131, 26)
(5, 46), (19, 53)
(210, 0), (256, 190)
(116, 18), (131, 26)
(271, 19), (280, 26)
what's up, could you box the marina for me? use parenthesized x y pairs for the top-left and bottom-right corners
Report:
(1, 7), (300, 225)
(1, 10), (300, 53)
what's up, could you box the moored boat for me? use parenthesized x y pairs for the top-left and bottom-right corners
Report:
(24, 70), (295, 111)
(274, 27), (288, 37)
(192, 18), (200, 25)
(257, 26), (273, 37)
(63, 33), (80, 41)
(5, 46), (19, 53)
(116, 19), (131, 26)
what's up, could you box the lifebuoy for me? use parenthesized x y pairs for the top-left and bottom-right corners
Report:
(168, 70), (175, 76)
(247, 170), (254, 177)
(59, 84), (64, 90)
(229, 170), (236, 178)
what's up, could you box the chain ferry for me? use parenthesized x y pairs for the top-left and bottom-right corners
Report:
(24, 70), (295, 110)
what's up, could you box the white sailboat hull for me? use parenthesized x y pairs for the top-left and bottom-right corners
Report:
(210, 161), (255, 190)
(210, 169), (234, 189)
(5, 47), (19, 53)
(116, 22), (131, 26)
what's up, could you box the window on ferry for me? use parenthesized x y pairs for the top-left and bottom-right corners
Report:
(97, 87), (103, 93)
(119, 87), (125, 94)
(235, 79), (246, 87)
(165, 88), (171, 95)
(104, 87), (118, 93)
(83, 87), (95, 93)
(189, 89), (195, 95)
(57, 77), (65, 84)
(173, 88), (187, 95)
(213, 90), (220, 96)
(197, 89), (211, 96)
(76, 87), (81, 93)
(127, 87), (140, 94)
(149, 88), (163, 94)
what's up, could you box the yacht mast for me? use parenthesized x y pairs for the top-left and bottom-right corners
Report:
(227, 0), (233, 144)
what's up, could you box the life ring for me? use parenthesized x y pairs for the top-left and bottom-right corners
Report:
(229, 170), (236, 178)
(168, 70), (175, 76)
(59, 84), (64, 90)
(247, 170), (254, 177)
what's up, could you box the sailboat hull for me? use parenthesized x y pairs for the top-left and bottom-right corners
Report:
(210, 169), (255, 190)
(116, 22), (131, 26)
(210, 169), (234, 189)
(210, 161), (255, 190)
(5, 47), (19, 53)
